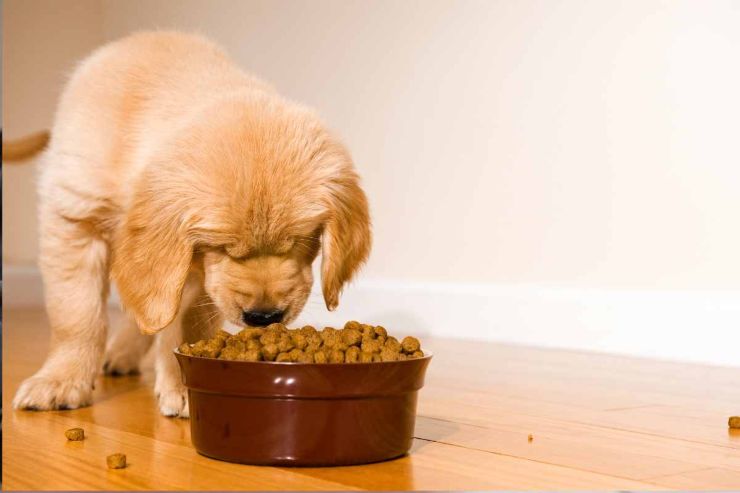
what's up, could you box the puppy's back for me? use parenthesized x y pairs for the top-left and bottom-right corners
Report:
(44, 31), (274, 212)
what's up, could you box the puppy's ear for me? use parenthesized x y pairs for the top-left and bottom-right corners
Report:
(321, 164), (372, 311)
(111, 184), (194, 334)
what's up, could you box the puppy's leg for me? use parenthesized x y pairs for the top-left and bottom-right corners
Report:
(103, 313), (153, 375)
(13, 216), (109, 410)
(153, 277), (222, 418)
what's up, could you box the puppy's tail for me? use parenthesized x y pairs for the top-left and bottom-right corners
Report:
(2, 130), (51, 162)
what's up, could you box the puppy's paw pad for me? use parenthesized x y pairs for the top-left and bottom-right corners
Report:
(158, 388), (189, 418)
(13, 375), (93, 411)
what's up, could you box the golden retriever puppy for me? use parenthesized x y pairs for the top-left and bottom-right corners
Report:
(12, 31), (371, 417)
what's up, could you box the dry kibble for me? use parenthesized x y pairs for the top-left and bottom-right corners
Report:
(730, 416), (740, 429)
(297, 350), (315, 363)
(277, 333), (295, 352)
(305, 333), (322, 352)
(528, 434), (534, 442)
(261, 343), (279, 361)
(380, 347), (399, 362)
(385, 336), (401, 353)
(342, 328), (362, 347)
(321, 327), (338, 339)
(374, 326), (388, 339)
(266, 322), (288, 332)
(242, 349), (262, 361)
(329, 349), (345, 363)
(288, 348), (304, 362)
(246, 338), (262, 351)
(260, 331), (280, 346)
(361, 324), (375, 338)
(106, 453), (127, 469)
(218, 346), (241, 360)
(65, 428), (85, 441)
(300, 325), (317, 334)
(291, 333), (308, 350)
(276, 352), (292, 362)
(313, 350), (328, 364)
(322, 329), (340, 348)
(401, 336), (421, 353)
(184, 322), (424, 364)
(345, 346), (361, 363)
(237, 327), (264, 340)
(361, 338), (382, 354)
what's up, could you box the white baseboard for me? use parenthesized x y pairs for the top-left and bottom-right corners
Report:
(5, 265), (739, 367)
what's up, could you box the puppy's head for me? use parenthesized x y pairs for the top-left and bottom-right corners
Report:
(112, 96), (371, 333)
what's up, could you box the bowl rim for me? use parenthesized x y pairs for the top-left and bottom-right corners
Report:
(173, 347), (433, 365)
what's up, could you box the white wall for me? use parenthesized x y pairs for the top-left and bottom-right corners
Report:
(3, 0), (103, 264)
(4, 0), (740, 365)
(100, 0), (740, 290)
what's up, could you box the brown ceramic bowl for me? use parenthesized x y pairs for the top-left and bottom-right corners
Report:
(174, 350), (432, 467)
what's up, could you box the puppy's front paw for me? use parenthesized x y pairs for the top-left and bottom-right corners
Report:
(157, 387), (190, 418)
(13, 374), (93, 411)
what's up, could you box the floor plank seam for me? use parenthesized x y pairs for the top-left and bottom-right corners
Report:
(422, 410), (740, 452)
(641, 466), (716, 482)
(412, 436), (674, 484)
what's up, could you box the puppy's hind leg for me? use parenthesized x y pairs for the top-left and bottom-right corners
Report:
(13, 213), (109, 411)
(103, 313), (153, 376)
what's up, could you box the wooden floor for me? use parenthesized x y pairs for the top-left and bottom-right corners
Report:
(3, 308), (739, 490)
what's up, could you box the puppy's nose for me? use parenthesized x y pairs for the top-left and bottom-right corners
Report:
(242, 310), (285, 326)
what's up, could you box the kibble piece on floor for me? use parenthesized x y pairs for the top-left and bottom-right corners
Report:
(730, 416), (740, 429)
(65, 428), (85, 441)
(528, 434), (534, 442)
(106, 453), (127, 469)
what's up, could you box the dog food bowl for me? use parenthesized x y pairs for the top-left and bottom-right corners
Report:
(174, 351), (432, 466)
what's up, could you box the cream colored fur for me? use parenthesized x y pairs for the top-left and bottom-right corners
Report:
(12, 31), (371, 417)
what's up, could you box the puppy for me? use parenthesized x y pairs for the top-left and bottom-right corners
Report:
(12, 31), (371, 417)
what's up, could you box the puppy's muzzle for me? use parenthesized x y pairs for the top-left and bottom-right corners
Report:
(242, 310), (285, 326)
